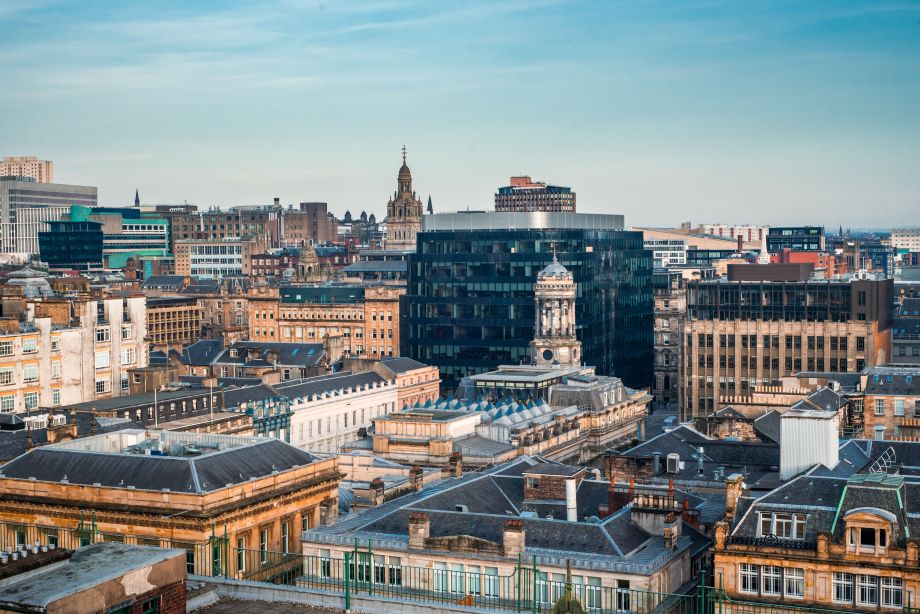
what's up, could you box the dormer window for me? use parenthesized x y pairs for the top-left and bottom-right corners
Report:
(758, 512), (807, 540)
(843, 507), (895, 555)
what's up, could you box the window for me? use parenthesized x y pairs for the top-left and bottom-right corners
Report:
(24, 392), (38, 411)
(0, 367), (12, 385)
(0, 395), (14, 412)
(895, 399), (905, 417)
(484, 567), (499, 598)
(95, 351), (110, 369)
(52, 389), (60, 406)
(320, 549), (333, 578)
(259, 529), (269, 564)
(95, 327), (110, 343)
(761, 566), (782, 596)
(95, 379), (109, 394)
(881, 577), (903, 608)
(23, 364), (38, 383)
(22, 338), (37, 354)
(50, 337), (60, 352)
(121, 348), (136, 365)
(857, 574), (878, 606)
(450, 563), (465, 595)
(739, 564), (759, 594)
(526, 477), (539, 489)
(759, 512), (806, 539)
(0, 340), (12, 356)
(785, 568), (804, 598)
(51, 361), (61, 379)
(121, 374), (129, 393)
(433, 562), (448, 592)
(122, 326), (132, 340)
(875, 399), (885, 415)
(467, 565), (480, 594)
(281, 522), (289, 554)
(237, 538), (246, 572)
(141, 597), (159, 614)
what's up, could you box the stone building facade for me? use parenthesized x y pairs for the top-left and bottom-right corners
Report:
(0, 430), (341, 579)
(247, 284), (403, 359)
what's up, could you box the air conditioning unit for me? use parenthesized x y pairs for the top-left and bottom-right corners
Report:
(666, 453), (680, 474)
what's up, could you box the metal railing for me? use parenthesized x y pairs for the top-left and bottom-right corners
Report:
(0, 522), (914, 614)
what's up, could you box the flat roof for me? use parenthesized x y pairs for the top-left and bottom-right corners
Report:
(0, 543), (184, 609)
(422, 212), (624, 232)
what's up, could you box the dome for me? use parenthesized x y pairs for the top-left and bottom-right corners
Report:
(398, 163), (412, 182)
(538, 255), (569, 278)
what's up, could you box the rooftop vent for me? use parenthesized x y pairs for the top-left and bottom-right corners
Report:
(666, 453), (680, 474)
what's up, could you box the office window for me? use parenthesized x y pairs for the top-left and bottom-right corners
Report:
(51, 360), (61, 379)
(881, 577), (903, 608)
(0, 367), (13, 385)
(95, 351), (110, 369)
(740, 564), (759, 594)
(21, 338), (37, 354)
(761, 566), (782, 596)
(95, 327), (110, 343)
(785, 568), (805, 598)
(50, 337), (61, 352)
(23, 364), (38, 383)
(857, 575), (878, 606)
(0, 395), (14, 412)
(52, 388), (60, 406)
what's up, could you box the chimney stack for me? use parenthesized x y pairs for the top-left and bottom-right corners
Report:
(408, 512), (430, 550)
(725, 473), (744, 521)
(319, 497), (338, 526)
(502, 519), (525, 558)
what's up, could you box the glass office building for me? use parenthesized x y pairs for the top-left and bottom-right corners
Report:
(402, 212), (653, 390)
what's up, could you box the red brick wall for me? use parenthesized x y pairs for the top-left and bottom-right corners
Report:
(130, 580), (187, 614)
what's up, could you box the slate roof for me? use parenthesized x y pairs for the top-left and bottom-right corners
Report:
(893, 317), (920, 336)
(223, 384), (283, 408)
(180, 339), (225, 366)
(864, 366), (920, 395)
(0, 437), (317, 493)
(275, 371), (388, 400)
(522, 462), (584, 477)
(753, 411), (781, 443)
(899, 298), (920, 317)
(795, 387), (846, 413)
(304, 456), (712, 573)
(142, 275), (185, 289)
(378, 356), (429, 374)
(214, 342), (326, 368)
(731, 472), (920, 549)
(615, 425), (781, 490)
(452, 434), (516, 457)
(0, 412), (139, 462)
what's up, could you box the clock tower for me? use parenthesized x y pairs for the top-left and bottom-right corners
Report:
(530, 255), (581, 367)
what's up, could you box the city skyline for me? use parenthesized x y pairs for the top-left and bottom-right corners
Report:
(2, 1), (918, 226)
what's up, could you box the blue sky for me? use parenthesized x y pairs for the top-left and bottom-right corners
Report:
(1, 0), (918, 227)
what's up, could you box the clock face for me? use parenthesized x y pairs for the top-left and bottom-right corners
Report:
(542, 349), (554, 361)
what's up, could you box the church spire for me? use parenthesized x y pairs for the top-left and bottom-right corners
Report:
(427, 195), (433, 215)
(134, 189), (140, 208)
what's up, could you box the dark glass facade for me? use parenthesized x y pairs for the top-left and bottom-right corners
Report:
(38, 220), (104, 270)
(402, 227), (653, 390)
(767, 226), (825, 252)
(687, 278), (893, 326)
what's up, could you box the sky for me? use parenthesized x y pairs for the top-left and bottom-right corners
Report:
(1, 0), (919, 228)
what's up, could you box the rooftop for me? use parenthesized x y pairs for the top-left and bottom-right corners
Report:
(0, 543), (184, 611)
(0, 430), (318, 493)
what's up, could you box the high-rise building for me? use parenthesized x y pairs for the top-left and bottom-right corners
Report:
(766, 226), (825, 252)
(494, 176), (576, 213)
(402, 212), (653, 390)
(680, 264), (893, 420)
(0, 177), (96, 256)
(173, 237), (266, 278)
(384, 147), (424, 251)
(0, 156), (53, 183)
